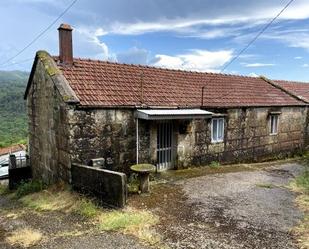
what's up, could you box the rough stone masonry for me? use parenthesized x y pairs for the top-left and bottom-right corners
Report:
(24, 24), (309, 184)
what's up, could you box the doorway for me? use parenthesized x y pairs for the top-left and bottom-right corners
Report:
(156, 121), (173, 171)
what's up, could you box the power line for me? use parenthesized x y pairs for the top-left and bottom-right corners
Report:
(201, 0), (296, 106)
(0, 58), (34, 69)
(220, 0), (295, 73)
(0, 0), (78, 67)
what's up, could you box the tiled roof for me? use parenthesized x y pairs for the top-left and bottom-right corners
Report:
(0, 144), (26, 156)
(55, 57), (305, 108)
(274, 80), (309, 103)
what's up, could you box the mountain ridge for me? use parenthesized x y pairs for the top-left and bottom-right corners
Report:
(0, 70), (29, 148)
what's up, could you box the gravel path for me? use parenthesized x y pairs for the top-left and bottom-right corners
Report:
(167, 162), (305, 248)
(129, 161), (305, 249)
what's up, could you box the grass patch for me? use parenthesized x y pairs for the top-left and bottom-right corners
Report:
(21, 186), (99, 218)
(289, 166), (309, 249)
(74, 198), (99, 218)
(256, 183), (275, 189)
(98, 208), (160, 245)
(21, 190), (77, 212)
(6, 228), (42, 248)
(295, 171), (309, 194)
(19, 185), (161, 246)
(209, 161), (220, 169)
(0, 184), (9, 195)
(293, 214), (309, 249)
(15, 180), (45, 198)
(98, 209), (157, 231)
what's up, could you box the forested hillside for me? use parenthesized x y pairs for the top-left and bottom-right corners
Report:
(0, 70), (29, 148)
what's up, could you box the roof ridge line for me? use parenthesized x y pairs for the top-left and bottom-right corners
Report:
(273, 78), (309, 84)
(53, 55), (261, 79)
(260, 76), (308, 104)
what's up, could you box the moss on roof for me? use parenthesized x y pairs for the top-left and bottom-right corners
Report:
(37, 51), (60, 76)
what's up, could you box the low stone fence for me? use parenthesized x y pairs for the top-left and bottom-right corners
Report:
(71, 164), (127, 208)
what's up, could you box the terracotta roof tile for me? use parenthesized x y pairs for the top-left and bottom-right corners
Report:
(274, 80), (309, 103)
(0, 144), (26, 156)
(55, 58), (305, 108)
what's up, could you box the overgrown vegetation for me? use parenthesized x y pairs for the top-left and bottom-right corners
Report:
(289, 154), (309, 248)
(99, 209), (158, 231)
(17, 184), (161, 246)
(128, 173), (140, 194)
(0, 183), (9, 195)
(15, 180), (45, 198)
(209, 161), (220, 169)
(98, 209), (160, 245)
(75, 198), (99, 218)
(0, 70), (29, 148)
(295, 171), (309, 194)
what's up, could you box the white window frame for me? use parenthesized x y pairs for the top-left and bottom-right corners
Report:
(211, 118), (224, 143)
(270, 115), (279, 135)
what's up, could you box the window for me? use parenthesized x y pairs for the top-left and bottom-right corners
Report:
(212, 118), (224, 142)
(270, 115), (279, 135)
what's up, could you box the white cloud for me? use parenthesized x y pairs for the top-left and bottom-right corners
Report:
(2, 0), (309, 71)
(96, 0), (309, 36)
(262, 29), (309, 51)
(302, 63), (309, 68)
(116, 47), (149, 64)
(294, 56), (303, 59)
(248, 72), (259, 77)
(151, 49), (233, 72)
(74, 27), (109, 60)
(243, 63), (275, 68)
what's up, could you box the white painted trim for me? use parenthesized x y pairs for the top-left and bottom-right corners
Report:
(270, 115), (279, 135)
(135, 108), (213, 120)
(136, 118), (139, 164)
(211, 118), (225, 143)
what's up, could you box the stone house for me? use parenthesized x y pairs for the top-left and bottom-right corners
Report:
(0, 144), (26, 166)
(24, 24), (308, 184)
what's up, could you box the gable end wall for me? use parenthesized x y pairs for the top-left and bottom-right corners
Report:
(27, 60), (71, 183)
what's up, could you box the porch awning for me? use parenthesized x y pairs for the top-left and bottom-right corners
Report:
(135, 109), (213, 120)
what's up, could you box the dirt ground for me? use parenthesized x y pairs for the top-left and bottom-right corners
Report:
(0, 160), (306, 249)
(129, 161), (306, 249)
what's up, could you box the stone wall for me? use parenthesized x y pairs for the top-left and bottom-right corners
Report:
(71, 163), (127, 208)
(174, 106), (307, 168)
(27, 59), (72, 183)
(66, 106), (307, 173)
(27, 53), (308, 182)
(68, 109), (137, 174)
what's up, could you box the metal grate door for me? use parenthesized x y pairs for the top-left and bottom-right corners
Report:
(156, 121), (173, 171)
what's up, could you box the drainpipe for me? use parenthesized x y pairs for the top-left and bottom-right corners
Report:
(136, 118), (139, 164)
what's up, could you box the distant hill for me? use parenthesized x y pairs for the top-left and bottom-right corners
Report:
(0, 70), (29, 148)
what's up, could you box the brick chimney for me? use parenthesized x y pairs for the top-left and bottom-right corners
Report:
(58, 23), (73, 65)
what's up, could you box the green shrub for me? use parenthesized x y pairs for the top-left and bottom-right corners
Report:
(15, 180), (45, 198)
(209, 161), (220, 169)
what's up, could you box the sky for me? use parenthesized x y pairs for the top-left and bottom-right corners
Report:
(1, 0), (309, 81)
